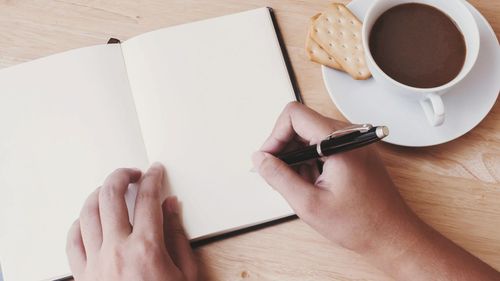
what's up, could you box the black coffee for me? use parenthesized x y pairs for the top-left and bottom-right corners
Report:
(369, 3), (466, 88)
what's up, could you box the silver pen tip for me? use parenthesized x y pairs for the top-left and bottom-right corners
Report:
(376, 126), (389, 139)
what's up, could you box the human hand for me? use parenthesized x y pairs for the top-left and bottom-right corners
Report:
(253, 102), (500, 281)
(66, 164), (198, 281)
(252, 102), (417, 254)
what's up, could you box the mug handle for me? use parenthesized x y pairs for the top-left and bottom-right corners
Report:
(420, 93), (445, 126)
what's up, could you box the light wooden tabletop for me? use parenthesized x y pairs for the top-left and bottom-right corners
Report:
(1, 0), (498, 280)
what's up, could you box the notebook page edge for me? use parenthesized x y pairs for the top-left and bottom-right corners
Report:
(119, 7), (295, 240)
(123, 7), (271, 47)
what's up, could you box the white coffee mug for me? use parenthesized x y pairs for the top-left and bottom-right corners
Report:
(361, 0), (480, 126)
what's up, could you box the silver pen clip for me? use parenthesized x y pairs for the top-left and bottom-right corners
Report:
(323, 124), (373, 141)
(316, 124), (373, 157)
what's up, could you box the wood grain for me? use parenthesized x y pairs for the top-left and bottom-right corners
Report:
(0, 0), (498, 280)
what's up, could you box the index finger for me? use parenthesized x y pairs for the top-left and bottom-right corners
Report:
(260, 102), (344, 154)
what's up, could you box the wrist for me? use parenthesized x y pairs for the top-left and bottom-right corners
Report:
(356, 204), (428, 270)
(360, 209), (500, 281)
(357, 203), (446, 280)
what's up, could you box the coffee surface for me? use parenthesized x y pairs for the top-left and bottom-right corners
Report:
(369, 3), (466, 88)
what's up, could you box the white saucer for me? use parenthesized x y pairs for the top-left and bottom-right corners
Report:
(322, 0), (500, 147)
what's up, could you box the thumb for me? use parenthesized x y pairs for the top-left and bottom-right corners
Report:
(252, 151), (325, 216)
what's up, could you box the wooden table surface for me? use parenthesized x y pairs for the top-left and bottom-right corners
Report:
(1, 0), (498, 280)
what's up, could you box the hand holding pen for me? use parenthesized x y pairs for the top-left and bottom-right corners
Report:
(252, 102), (406, 253)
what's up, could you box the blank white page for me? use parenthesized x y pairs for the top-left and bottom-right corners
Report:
(122, 8), (295, 239)
(0, 45), (148, 280)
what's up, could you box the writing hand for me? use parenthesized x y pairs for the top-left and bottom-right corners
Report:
(253, 102), (410, 252)
(253, 102), (500, 280)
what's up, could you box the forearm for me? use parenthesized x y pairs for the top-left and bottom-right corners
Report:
(363, 208), (500, 281)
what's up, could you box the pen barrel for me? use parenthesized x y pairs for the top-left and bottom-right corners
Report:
(278, 145), (318, 165)
(277, 127), (383, 166)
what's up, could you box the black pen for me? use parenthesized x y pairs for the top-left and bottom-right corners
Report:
(278, 124), (389, 165)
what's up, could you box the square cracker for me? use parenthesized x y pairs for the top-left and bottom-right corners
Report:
(310, 3), (371, 80)
(306, 13), (343, 70)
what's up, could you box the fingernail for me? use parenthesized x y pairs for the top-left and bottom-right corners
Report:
(251, 151), (270, 172)
(151, 162), (164, 169)
(148, 162), (165, 177)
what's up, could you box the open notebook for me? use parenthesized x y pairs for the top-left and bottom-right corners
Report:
(0, 8), (298, 280)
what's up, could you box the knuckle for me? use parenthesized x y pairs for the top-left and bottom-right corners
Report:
(133, 238), (161, 261)
(100, 182), (124, 202)
(105, 245), (126, 276)
(284, 101), (301, 113)
(112, 167), (129, 177)
(108, 245), (123, 262)
(136, 237), (154, 252)
(104, 168), (132, 186)
(136, 189), (158, 203)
